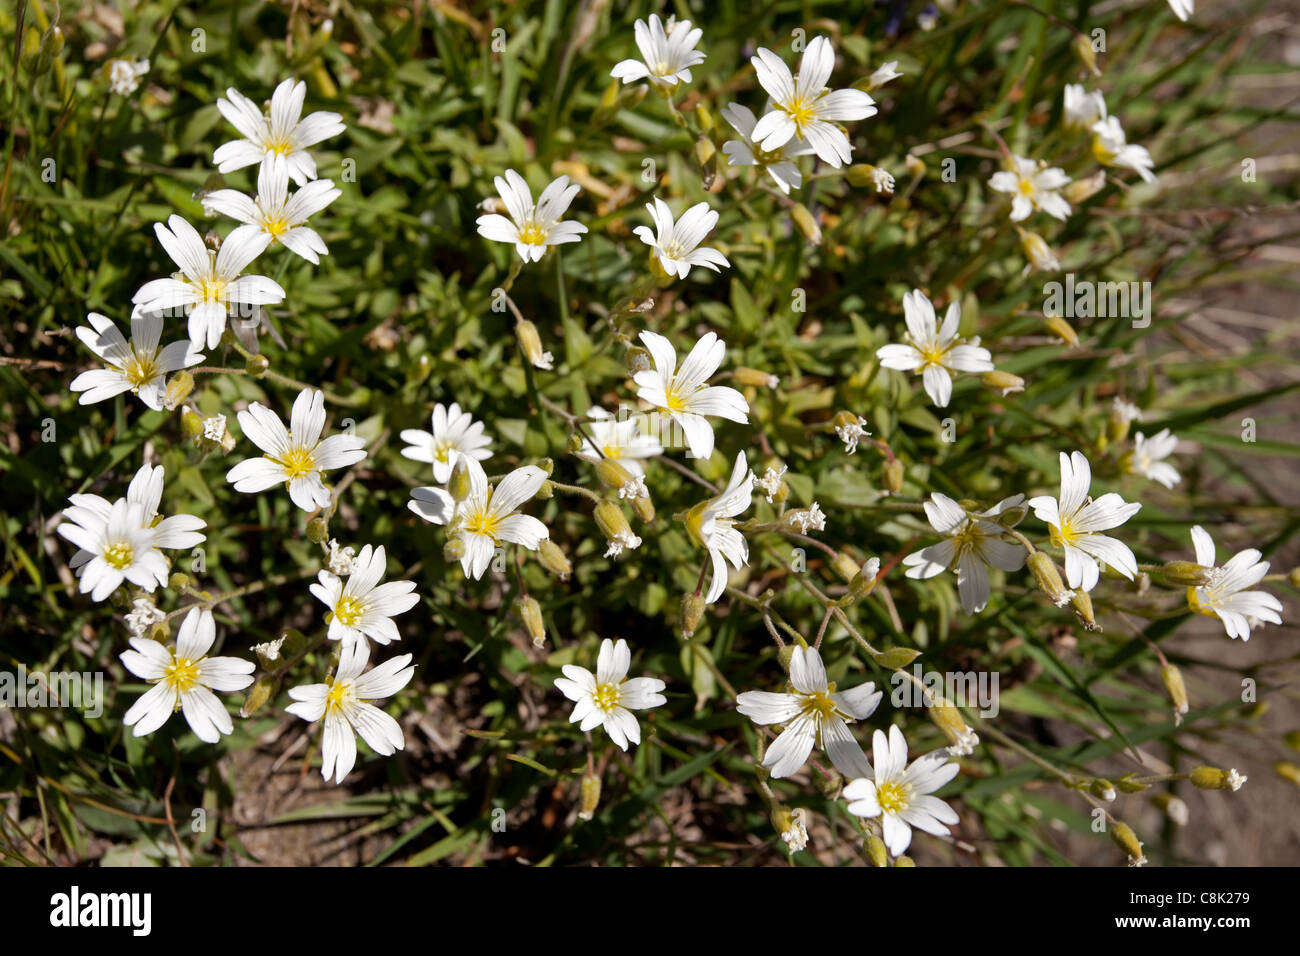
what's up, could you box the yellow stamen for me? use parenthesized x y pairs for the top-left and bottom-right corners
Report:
(592, 682), (621, 712)
(334, 595), (365, 627)
(518, 222), (548, 246)
(273, 446), (317, 480)
(163, 657), (200, 694)
(103, 542), (134, 570)
(122, 353), (160, 388)
(876, 781), (907, 813)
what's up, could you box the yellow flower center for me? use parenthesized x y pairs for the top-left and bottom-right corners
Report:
(273, 446), (317, 480)
(1049, 520), (1080, 547)
(664, 384), (689, 412)
(784, 95), (819, 131)
(461, 504), (502, 541)
(1091, 137), (1117, 166)
(265, 136), (293, 157)
(919, 344), (948, 367)
(263, 215), (289, 239)
(800, 689), (839, 723)
(1018, 177), (1036, 195)
(324, 680), (351, 714)
(592, 682), (621, 712)
(876, 781), (907, 813)
(196, 277), (228, 304)
(122, 353), (159, 388)
(103, 541), (134, 570)
(602, 443), (623, 459)
(334, 595), (365, 627)
(518, 222), (548, 246)
(163, 657), (200, 694)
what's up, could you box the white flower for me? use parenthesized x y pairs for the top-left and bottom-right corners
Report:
(226, 388), (367, 512)
(69, 310), (201, 411)
(1091, 115), (1157, 184)
(125, 598), (166, 639)
(604, 529), (642, 559)
(1124, 429), (1181, 488)
(903, 493), (1028, 613)
(682, 451), (754, 604)
(749, 36), (878, 168)
(58, 464), (205, 602)
(553, 638), (667, 751)
(633, 329), (748, 460)
(475, 170), (587, 263)
(214, 78), (345, 186)
(326, 538), (357, 575)
(1112, 397), (1143, 424)
(870, 167), (895, 193)
(400, 402), (493, 485)
(251, 637), (285, 662)
(720, 103), (815, 195)
(575, 407), (663, 477)
(836, 416), (871, 454)
(1226, 768), (1246, 790)
(736, 644), (880, 779)
(1027, 451), (1141, 593)
(108, 58), (149, 96)
(866, 60), (903, 92)
(845, 726), (960, 856)
(1186, 526), (1283, 641)
(202, 154), (340, 264)
(634, 198), (730, 280)
(1063, 84), (1106, 131)
(409, 465), (550, 580)
(785, 503), (826, 534)
(310, 544), (419, 651)
(947, 727), (980, 757)
(609, 14), (705, 90)
(1168, 0), (1194, 21)
(120, 608), (254, 743)
(780, 807), (810, 852)
(286, 641), (415, 784)
(753, 465), (787, 503)
(988, 155), (1072, 222)
(876, 289), (994, 407)
(132, 215), (285, 350)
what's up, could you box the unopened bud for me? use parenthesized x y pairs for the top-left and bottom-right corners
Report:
(240, 674), (277, 718)
(443, 537), (466, 562)
(883, 458), (904, 494)
(1190, 766), (1246, 791)
(1071, 589), (1100, 631)
(791, 204), (822, 244)
(1275, 762), (1300, 788)
(997, 504), (1028, 527)
(1116, 773), (1149, 793)
(1110, 822), (1144, 866)
(680, 591), (705, 638)
(515, 320), (553, 370)
(594, 499), (632, 542)
(448, 459), (475, 502)
(1151, 792), (1189, 825)
(163, 371), (195, 409)
(1062, 170), (1106, 204)
(1027, 551), (1074, 607)
(566, 432), (584, 454)
(516, 595), (546, 648)
(245, 354), (270, 377)
(1019, 228), (1061, 274)
(1161, 663), (1189, 723)
(578, 771), (602, 821)
(694, 135), (716, 168)
(182, 409), (205, 438)
(734, 366), (779, 389)
(875, 647), (921, 670)
(1161, 561), (1210, 587)
(848, 557), (882, 600)
(865, 833), (889, 867)
(632, 495), (655, 522)
(595, 458), (636, 493)
(306, 518), (329, 544)
(168, 572), (190, 591)
(1072, 33), (1101, 77)
(831, 552), (862, 584)
(537, 540), (572, 580)
(625, 345), (652, 374)
(981, 370), (1025, 397)
(894, 855), (915, 867)
(1044, 314), (1079, 347)
(1289, 567), (1300, 588)
(1090, 778), (1117, 801)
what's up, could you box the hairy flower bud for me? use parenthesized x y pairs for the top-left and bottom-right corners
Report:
(163, 370), (195, 410)
(734, 366), (780, 389)
(632, 494), (655, 523)
(1027, 551), (1074, 607)
(516, 595), (546, 648)
(1161, 561), (1211, 587)
(240, 674), (277, 719)
(306, 517), (329, 543)
(865, 833), (889, 867)
(448, 459), (475, 503)
(883, 458), (904, 494)
(1071, 588), (1101, 631)
(1019, 228), (1061, 274)
(245, 354), (270, 377)
(578, 771), (602, 821)
(1090, 778), (1117, 801)
(537, 540), (572, 580)
(1190, 766), (1246, 791)
(791, 203), (822, 245)
(680, 591), (705, 638)
(1161, 663), (1190, 723)
(1044, 314), (1079, 347)
(832, 552), (862, 584)
(981, 369), (1025, 397)
(443, 536), (466, 562)
(1111, 822), (1145, 866)
(515, 319), (553, 370)
(1062, 170), (1107, 204)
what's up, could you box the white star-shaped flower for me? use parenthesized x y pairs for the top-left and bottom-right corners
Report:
(633, 329), (748, 460)
(736, 644), (881, 779)
(1091, 115), (1157, 184)
(876, 289), (994, 407)
(609, 14), (705, 90)
(120, 608), (255, 743)
(749, 36), (878, 168)
(843, 725), (961, 856)
(683, 452), (755, 604)
(108, 58), (149, 96)
(904, 494), (1028, 613)
(1186, 525), (1283, 640)
(225, 387), (368, 512)
(400, 401), (493, 485)
(1027, 450), (1141, 593)
(310, 544), (420, 651)
(634, 198), (730, 280)
(720, 102), (815, 195)
(202, 153), (340, 264)
(988, 155), (1072, 222)
(1063, 84), (1106, 131)
(409, 465), (550, 579)
(286, 641), (415, 784)
(1124, 429), (1181, 489)
(214, 78), (345, 186)
(132, 214), (285, 350)
(575, 406), (664, 477)
(69, 310), (202, 411)
(553, 638), (667, 751)
(476, 170), (587, 263)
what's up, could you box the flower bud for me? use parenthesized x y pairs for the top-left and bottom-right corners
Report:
(1190, 766), (1246, 791)
(1071, 589), (1101, 631)
(734, 366), (780, 389)
(537, 540), (572, 580)
(566, 431), (585, 454)
(1116, 773), (1149, 793)
(694, 135), (716, 169)
(791, 204), (822, 245)
(240, 674), (277, 718)
(515, 320), (553, 370)
(894, 855), (915, 867)
(443, 537), (466, 562)
(1062, 170), (1106, 204)
(182, 409), (205, 438)
(578, 771), (602, 821)
(981, 370), (1025, 397)
(1044, 314), (1079, 347)
(777, 644), (795, 672)
(515, 595), (546, 648)
(168, 572), (190, 591)
(245, 354), (270, 377)
(306, 517), (329, 543)
(1161, 663), (1189, 723)
(848, 557), (882, 601)
(632, 495), (655, 523)
(1090, 779), (1117, 801)
(865, 833), (889, 867)
(1288, 567), (1300, 587)
(594, 499), (631, 541)
(625, 345), (652, 374)
(1019, 228), (1061, 274)
(448, 459), (475, 502)
(1110, 822), (1145, 866)
(874, 647), (921, 670)
(1072, 33), (1102, 77)
(163, 371), (195, 410)
(680, 591), (705, 638)
(1275, 762), (1300, 788)
(1161, 561), (1211, 587)
(831, 552), (862, 584)
(595, 458), (636, 493)
(537, 480), (554, 499)
(996, 504), (1028, 528)
(883, 458), (904, 494)
(1151, 792), (1189, 826)
(1027, 552), (1074, 607)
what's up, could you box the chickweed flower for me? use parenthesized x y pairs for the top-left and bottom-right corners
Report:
(400, 401), (492, 485)
(866, 60), (903, 92)
(633, 330), (748, 460)
(634, 198), (730, 280)
(311, 544), (420, 651)
(69, 310), (202, 411)
(120, 608), (254, 743)
(876, 289), (994, 407)
(214, 78), (345, 186)
(1122, 429), (1181, 489)
(736, 644), (881, 779)
(475, 170), (587, 263)
(987, 155), (1072, 222)
(132, 214), (285, 350)
(1185, 525), (1283, 640)
(408, 464), (550, 579)
(286, 641), (415, 784)
(202, 154), (340, 264)
(1091, 115), (1157, 183)
(683, 452), (754, 604)
(903, 493), (1028, 613)
(553, 638), (667, 751)
(107, 58), (149, 96)
(1027, 451), (1141, 593)
(575, 406), (663, 476)
(1062, 84), (1106, 131)
(833, 412), (871, 454)
(720, 103), (815, 195)
(843, 725), (961, 856)
(609, 14), (705, 91)
(749, 36), (878, 168)
(226, 387), (368, 512)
